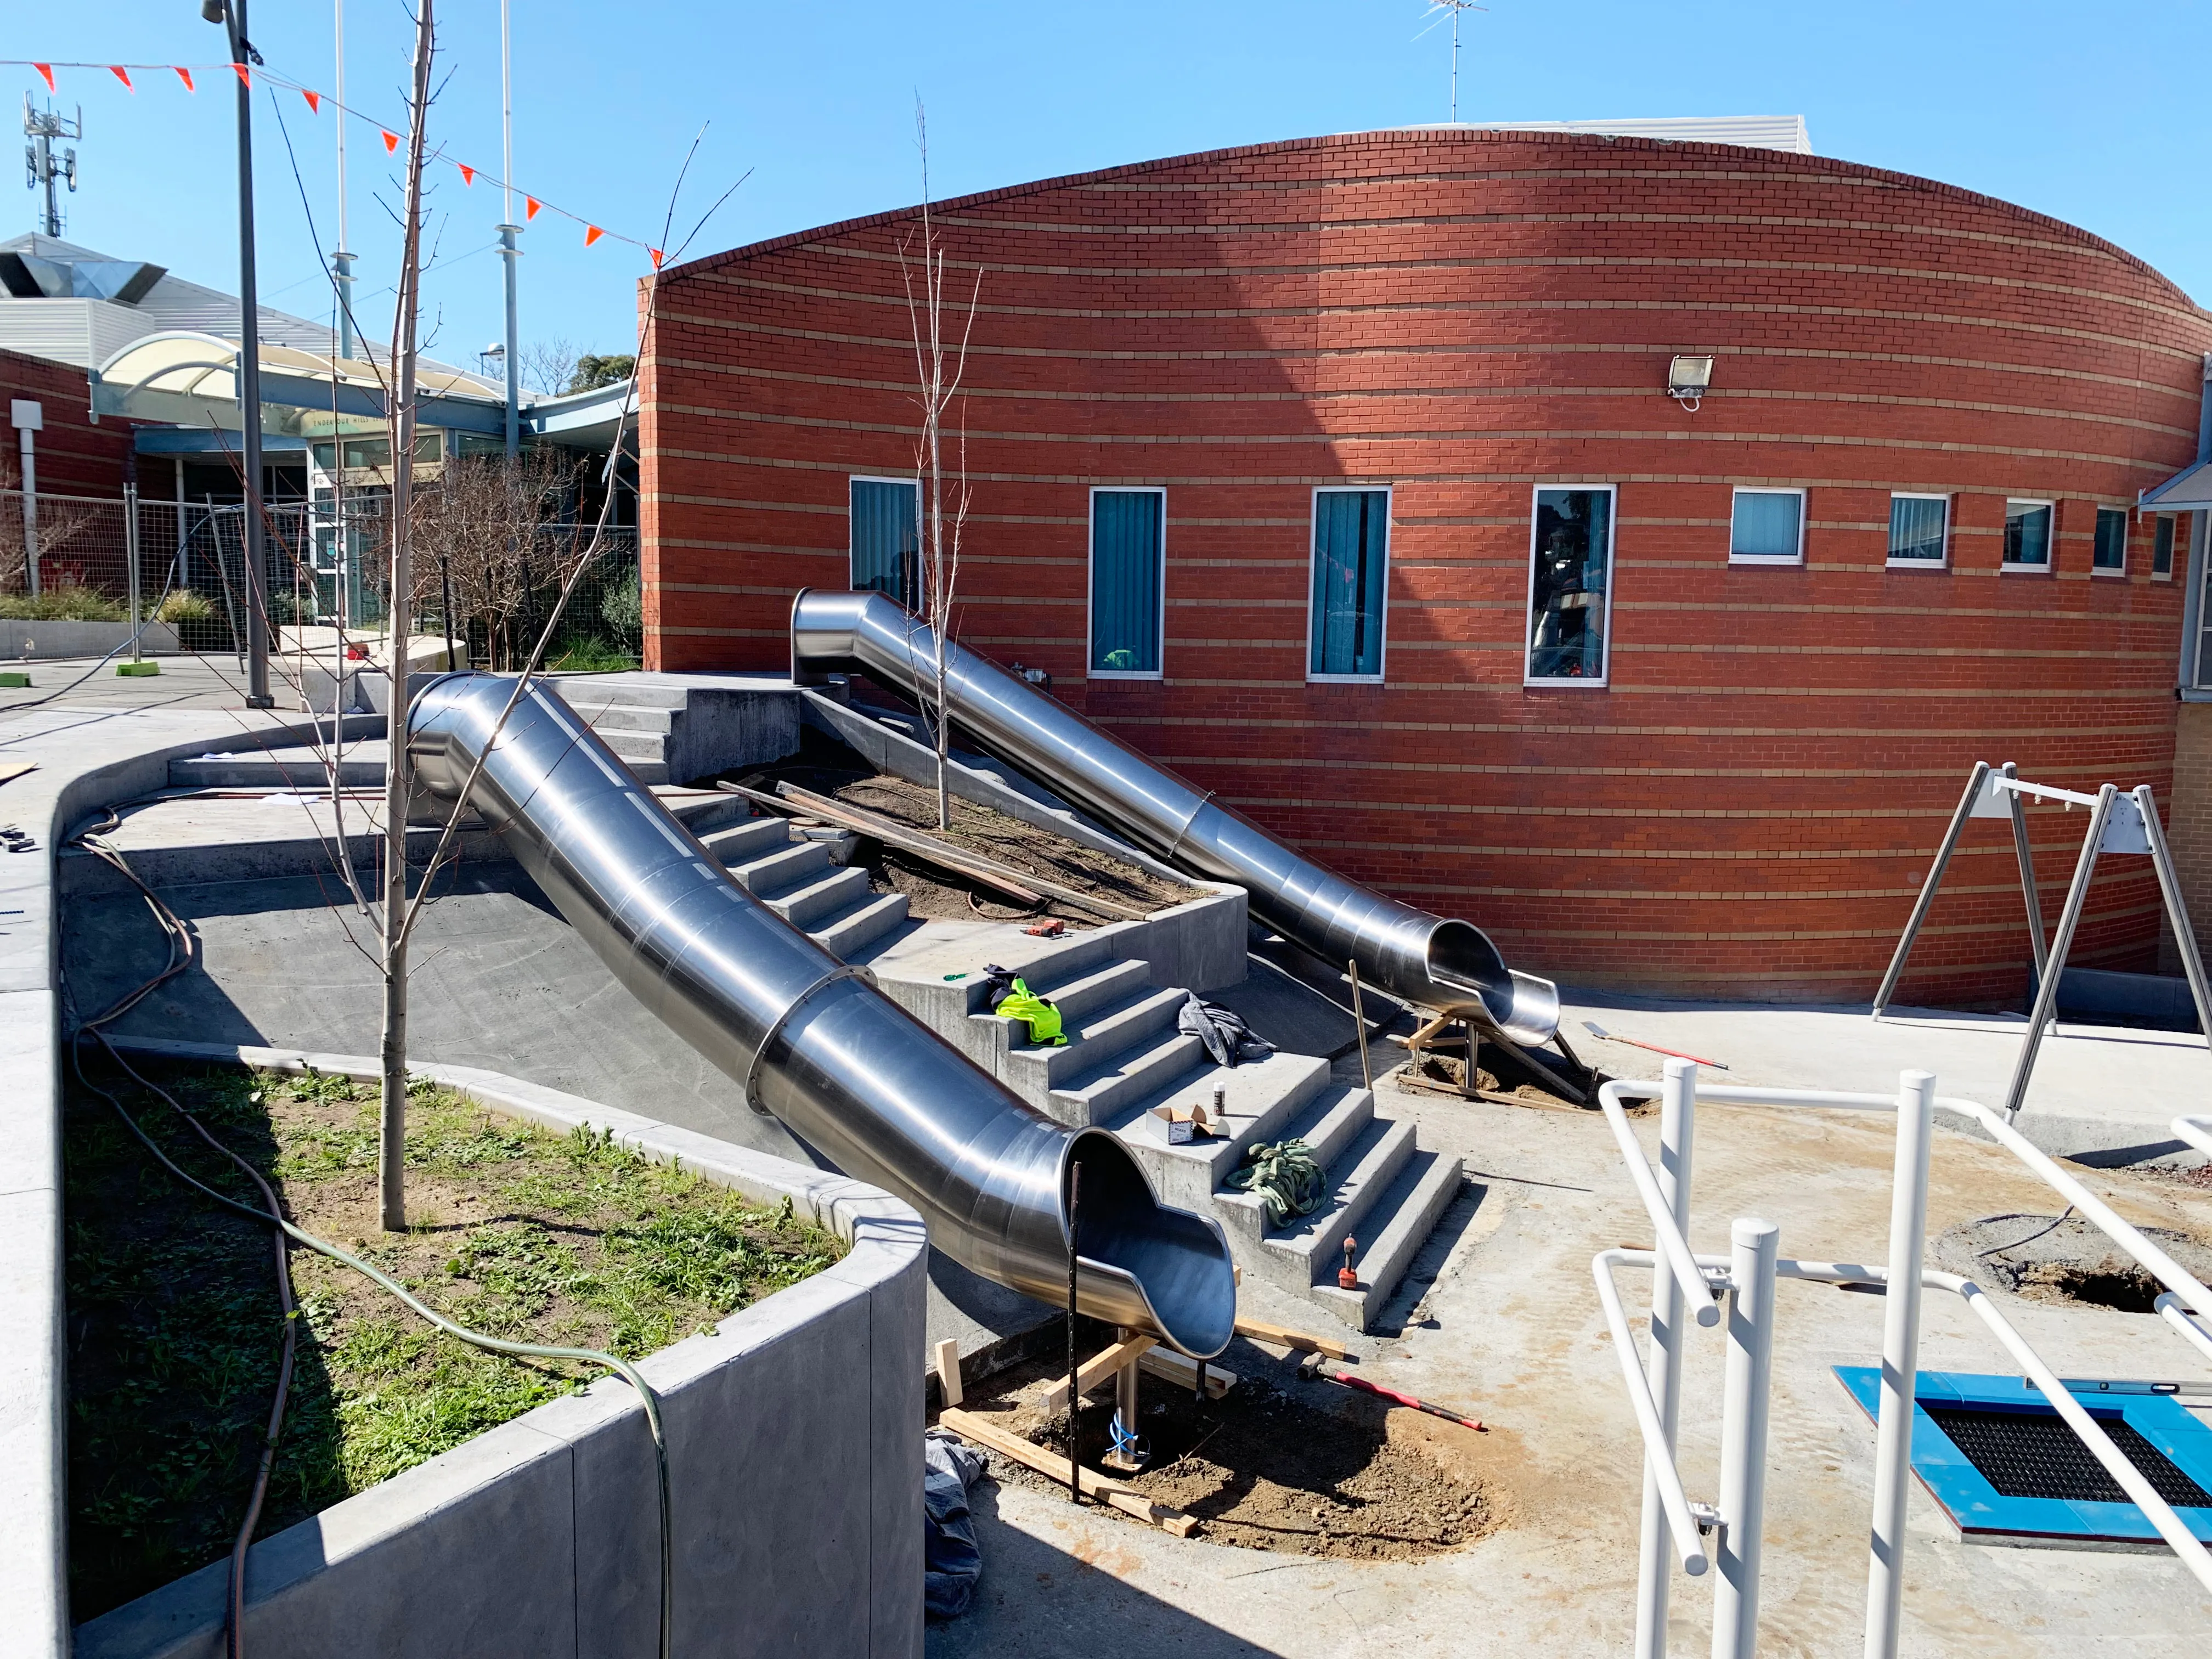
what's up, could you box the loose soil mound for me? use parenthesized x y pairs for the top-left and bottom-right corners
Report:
(65, 1060), (843, 1620)
(947, 1351), (1498, 1561)
(731, 746), (1190, 927)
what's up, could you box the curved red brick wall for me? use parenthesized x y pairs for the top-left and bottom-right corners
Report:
(639, 128), (2212, 1005)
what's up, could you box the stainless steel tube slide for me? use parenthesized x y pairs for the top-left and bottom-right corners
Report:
(791, 589), (1561, 1043)
(408, 673), (1236, 1358)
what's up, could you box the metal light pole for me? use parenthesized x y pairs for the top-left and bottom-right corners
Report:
(332, 0), (356, 360)
(204, 0), (275, 707)
(499, 0), (521, 458)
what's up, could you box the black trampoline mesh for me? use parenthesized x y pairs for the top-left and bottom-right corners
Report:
(1926, 1406), (2212, 1509)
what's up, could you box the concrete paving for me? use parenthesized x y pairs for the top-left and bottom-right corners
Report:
(1559, 990), (2210, 1166)
(927, 1062), (2212, 1658)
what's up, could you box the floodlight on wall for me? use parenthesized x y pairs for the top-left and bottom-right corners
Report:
(1667, 354), (1714, 412)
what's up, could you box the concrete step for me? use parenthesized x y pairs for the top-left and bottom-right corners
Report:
(698, 816), (792, 867)
(557, 679), (690, 709)
(810, 890), (913, 958)
(596, 727), (669, 764)
(660, 792), (751, 836)
(728, 839), (830, 895)
(767, 864), (874, 929)
(1255, 1115), (1416, 1298)
(1211, 1084), (1375, 1247)
(1045, 1030), (1211, 1129)
(1307, 1148), (1464, 1331)
(1018, 985), (1188, 1094)
(1106, 1051), (1335, 1214)
(168, 752), (386, 789)
(584, 705), (676, 735)
(1029, 957), (1154, 1026)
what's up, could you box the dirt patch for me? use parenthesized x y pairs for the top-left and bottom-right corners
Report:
(729, 749), (1190, 928)
(1937, 1212), (2212, 1313)
(1399, 1045), (1615, 1111)
(944, 1347), (1499, 1561)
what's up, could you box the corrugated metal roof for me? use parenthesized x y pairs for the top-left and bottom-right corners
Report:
(1383, 115), (1813, 154)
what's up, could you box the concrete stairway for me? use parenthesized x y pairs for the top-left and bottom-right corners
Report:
(558, 678), (685, 784)
(893, 930), (1460, 1332)
(691, 809), (913, 958)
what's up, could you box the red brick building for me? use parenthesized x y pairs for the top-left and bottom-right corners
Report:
(637, 127), (2212, 1005)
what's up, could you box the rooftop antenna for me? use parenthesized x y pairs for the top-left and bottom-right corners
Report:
(22, 96), (80, 238)
(1415, 2), (1487, 124)
(333, 0), (357, 359)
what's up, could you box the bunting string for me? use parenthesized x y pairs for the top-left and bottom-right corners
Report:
(2, 57), (663, 266)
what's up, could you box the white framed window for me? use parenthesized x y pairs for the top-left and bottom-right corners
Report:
(1526, 484), (1616, 686)
(1729, 487), (1805, 564)
(1088, 487), (1166, 679)
(2153, 513), (2177, 580)
(1308, 486), (1391, 682)
(849, 475), (919, 608)
(2002, 498), (2055, 571)
(1887, 493), (1950, 567)
(2092, 506), (2128, 576)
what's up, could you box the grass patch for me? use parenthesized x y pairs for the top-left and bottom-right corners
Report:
(0, 583), (128, 621)
(65, 1062), (843, 1620)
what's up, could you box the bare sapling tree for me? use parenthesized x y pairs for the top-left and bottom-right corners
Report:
(379, 0), (437, 1232)
(899, 99), (983, 831)
(407, 447), (580, 668)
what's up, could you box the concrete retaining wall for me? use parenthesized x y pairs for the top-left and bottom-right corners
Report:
(0, 618), (179, 659)
(74, 1045), (927, 1659)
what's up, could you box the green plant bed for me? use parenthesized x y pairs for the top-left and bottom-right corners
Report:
(0, 584), (128, 621)
(547, 634), (640, 673)
(64, 1062), (844, 1621)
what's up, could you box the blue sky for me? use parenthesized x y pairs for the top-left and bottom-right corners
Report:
(16, 2), (2211, 376)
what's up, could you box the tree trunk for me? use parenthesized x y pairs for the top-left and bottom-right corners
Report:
(379, 0), (435, 1233)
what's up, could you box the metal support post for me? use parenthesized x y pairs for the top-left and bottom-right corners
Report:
(499, 224), (522, 458)
(1864, 1071), (1933, 1659)
(1711, 1217), (1779, 1659)
(2001, 762), (2046, 985)
(14, 411), (39, 597)
(218, 0), (274, 707)
(1634, 1059), (1699, 1659)
(1872, 761), (1989, 1019)
(1106, 1328), (1143, 1474)
(2136, 785), (2212, 1040)
(2003, 785), (2115, 1118)
(123, 478), (142, 664)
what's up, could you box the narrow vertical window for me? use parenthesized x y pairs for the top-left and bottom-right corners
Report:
(850, 477), (919, 607)
(1088, 488), (1165, 676)
(1526, 486), (1614, 684)
(2003, 499), (2054, 569)
(1729, 488), (1804, 563)
(2092, 507), (2128, 573)
(1309, 487), (1390, 679)
(1887, 494), (1950, 566)
(2154, 515), (2176, 578)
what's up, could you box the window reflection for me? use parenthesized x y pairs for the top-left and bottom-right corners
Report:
(1527, 488), (1612, 681)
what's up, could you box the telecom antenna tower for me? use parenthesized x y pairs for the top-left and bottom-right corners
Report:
(22, 97), (80, 237)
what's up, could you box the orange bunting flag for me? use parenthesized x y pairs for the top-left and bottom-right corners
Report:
(302, 89), (320, 112)
(648, 248), (664, 268)
(380, 129), (399, 153)
(175, 67), (195, 92)
(584, 225), (605, 247)
(458, 162), (475, 185)
(524, 196), (543, 221)
(230, 63), (251, 88)
(110, 66), (134, 92)
(33, 64), (54, 93)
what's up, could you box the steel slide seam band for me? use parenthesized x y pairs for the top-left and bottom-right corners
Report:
(1164, 791), (1216, 861)
(744, 963), (876, 1114)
